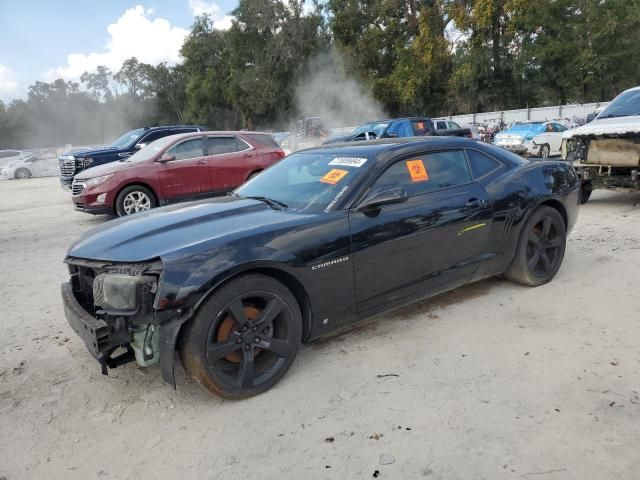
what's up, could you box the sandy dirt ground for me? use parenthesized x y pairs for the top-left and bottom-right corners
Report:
(0, 177), (639, 480)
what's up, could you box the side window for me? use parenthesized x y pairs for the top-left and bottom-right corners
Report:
(554, 123), (567, 132)
(436, 120), (447, 130)
(167, 138), (203, 160)
(207, 136), (241, 155)
(140, 130), (167, 145)
(388, 121), (412, 138)
(411, 120), (429, 136)
(369, 150), (472, 197)
(448, 121), (461, 129)
(466, 149), (502, 178)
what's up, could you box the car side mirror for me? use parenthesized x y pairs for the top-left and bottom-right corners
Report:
(135, 143), (147, 150)
(386, 132), (398, 138)
(358, 187), (408, 212)
(157, 153), (175, 163)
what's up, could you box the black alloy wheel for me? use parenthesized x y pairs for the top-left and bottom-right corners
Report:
(525, 216), (563, 278)
(179, 274), (301, 399)
(505, 206), (566, 287)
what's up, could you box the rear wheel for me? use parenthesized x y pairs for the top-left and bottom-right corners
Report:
(115, 185), (156, 216)
(179, 274), (302, 399)
(15, 168), (31, 179)
(505, 206), (566, 287)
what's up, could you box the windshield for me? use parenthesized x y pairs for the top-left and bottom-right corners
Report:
(504, 123), (545, 135)
(127, 135), (178, 162)
(351, 122), (389, 138)
(235, 152), (372, 213)
(109, 128), (145, 149)
(598, 89), (640, 119)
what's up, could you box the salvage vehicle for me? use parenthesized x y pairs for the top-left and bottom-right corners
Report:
(58, 125), (205, 190)
(71, 131), (285, 216)
(562, 86), (640, 203)
(1, 151), (58, 179)
(323, 117), (472, 144)
(62, 137), (579, 399)
(493, 121), (568, 158)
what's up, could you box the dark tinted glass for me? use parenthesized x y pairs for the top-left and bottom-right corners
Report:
(412, 120), (430, 135)
(141, 130), (167, 144)
(466, 149), (502, 178)
(207, 136), (239, 155)
(246, 133), (279, 148)
(371, 150), (472, 196)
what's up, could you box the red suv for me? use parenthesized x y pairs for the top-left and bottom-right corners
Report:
(71, 131), (285, 216)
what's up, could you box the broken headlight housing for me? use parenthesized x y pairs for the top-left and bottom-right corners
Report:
(93, 273), (156, 314)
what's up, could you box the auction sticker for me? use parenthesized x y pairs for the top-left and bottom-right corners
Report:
(406, 159), (429, 182)
(329, 157), (368, 168)
(320, 169), (349, 184)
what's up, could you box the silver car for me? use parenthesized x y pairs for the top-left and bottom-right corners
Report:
(1, 152), (58, 179)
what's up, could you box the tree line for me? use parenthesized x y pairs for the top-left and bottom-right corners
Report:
(2, 0), (639, 149)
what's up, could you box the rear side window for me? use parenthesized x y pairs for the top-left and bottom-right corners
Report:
(207, 136), (248, 155)
(466, 149), (502, 178)
(167, 138), (203, 160)
(370, 150), (472, 197)
(245, 133), (280, 148)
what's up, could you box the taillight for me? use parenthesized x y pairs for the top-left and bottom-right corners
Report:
(276, 149), (286, 159)
(466, 132), (473, 138)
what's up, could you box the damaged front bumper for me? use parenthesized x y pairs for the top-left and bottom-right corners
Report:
(62, 282), (134, 374)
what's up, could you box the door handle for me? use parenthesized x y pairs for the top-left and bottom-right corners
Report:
(196, 160), (206, 165)
(243, 153), (252, 157)
(466, 198), (481, 208)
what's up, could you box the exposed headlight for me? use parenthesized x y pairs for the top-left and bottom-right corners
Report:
(85, 173), (114, 188)
(93, 273), (156, 313)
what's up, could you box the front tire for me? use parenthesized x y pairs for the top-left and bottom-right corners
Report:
(505, 206), (567, 287)
(115, 185), (156, 216)
(539, 144), (550, 159)
(179, 274), (302, 399)
(15, 168), (31, 179)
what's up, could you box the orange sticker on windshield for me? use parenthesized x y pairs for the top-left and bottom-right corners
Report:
(320, 169), (349, 185)
(406, 160), (429, 182)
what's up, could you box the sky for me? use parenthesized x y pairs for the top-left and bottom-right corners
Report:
(0, 0), (238, 102)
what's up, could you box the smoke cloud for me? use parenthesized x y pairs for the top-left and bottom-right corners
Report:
(294, 50), (386, 129)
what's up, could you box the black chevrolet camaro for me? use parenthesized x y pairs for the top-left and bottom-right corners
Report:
(62, 137), (580, 398)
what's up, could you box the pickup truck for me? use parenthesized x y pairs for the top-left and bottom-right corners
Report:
(323, 117), (472, 144)
(58, 125), (205, 190)
(562, 86), (640, 203)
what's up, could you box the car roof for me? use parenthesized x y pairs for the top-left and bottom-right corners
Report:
(303, 136), (472, 158)
(157, 130), (274, 142)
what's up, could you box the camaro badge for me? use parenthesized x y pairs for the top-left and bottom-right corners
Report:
(311, 256), (350, 271)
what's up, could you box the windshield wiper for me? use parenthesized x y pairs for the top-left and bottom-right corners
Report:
(244, 195), (288, 210)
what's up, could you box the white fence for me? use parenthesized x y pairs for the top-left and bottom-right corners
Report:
(440, 102), (610, 125)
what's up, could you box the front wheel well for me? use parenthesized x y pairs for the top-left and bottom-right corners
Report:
(186, 267), (313, 343)
(112, 182), (159, 213)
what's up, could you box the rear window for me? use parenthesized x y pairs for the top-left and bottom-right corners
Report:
(245, 133), (280, 148)
(466, 149), (503, 178)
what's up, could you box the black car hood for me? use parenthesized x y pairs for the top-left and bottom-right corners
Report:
(67, 197), (313, 262)
(63, 146), (123, 158)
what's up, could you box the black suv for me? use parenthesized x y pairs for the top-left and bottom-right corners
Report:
(58, 125), (205, 191)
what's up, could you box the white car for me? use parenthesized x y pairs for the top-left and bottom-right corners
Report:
(0, 152), (58, 179)
(0, 150), (32, 169)
(493, 121), (568, 157)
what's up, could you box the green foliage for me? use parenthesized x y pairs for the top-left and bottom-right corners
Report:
(2, 0), (640, 148)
